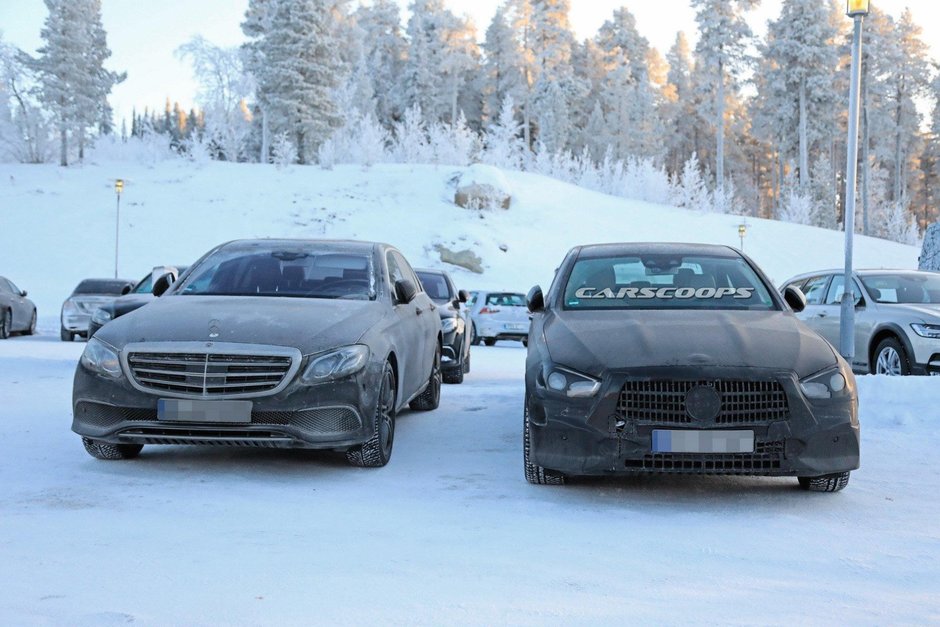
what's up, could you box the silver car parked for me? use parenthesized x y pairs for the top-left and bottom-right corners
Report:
(61, 278), (134, 341)
(468, 290), (531, 347)
(782, 269), (940, 376)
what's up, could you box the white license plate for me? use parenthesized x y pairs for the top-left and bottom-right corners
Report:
(157, 399), (253, 423)
(652, 430), (754, 454)
(505, 323), (527, 331)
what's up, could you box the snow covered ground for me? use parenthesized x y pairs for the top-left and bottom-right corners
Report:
(1, 328), (939, 625)
(0, 160), (919, 320)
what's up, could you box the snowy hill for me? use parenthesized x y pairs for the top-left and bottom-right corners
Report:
(0, 160), (919, 316)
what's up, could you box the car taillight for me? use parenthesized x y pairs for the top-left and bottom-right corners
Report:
(479, 307), (500, 314)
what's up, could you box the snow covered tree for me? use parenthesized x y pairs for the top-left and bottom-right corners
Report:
(176, 36), (254, 161)
(352, 0), (406, 127)
(482, 95), (526, 170)
(0, 39), (53, 163)
(31, 0), (123, 165)
(594, 7), (662, 160)
(691, 0), (759, 192)
(661, 32), (699, 177)
(482, 3), (525, 124)
(670, 153), (712, 212)
(242, 0), (343, 164)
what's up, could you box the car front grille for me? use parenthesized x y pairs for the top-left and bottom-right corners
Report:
(617, 379), (789, 426)
(625, 440), (785, 474)
(127, 352), (294, 397)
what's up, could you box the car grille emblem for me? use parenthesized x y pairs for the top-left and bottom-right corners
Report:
(684, 385), (722, 423)
(208, 320), (221, 338)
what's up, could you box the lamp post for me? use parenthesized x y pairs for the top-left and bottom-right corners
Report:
(738, 222), (748, 252)
(114, 179), (124, 279)
(840, 0), (869, 362)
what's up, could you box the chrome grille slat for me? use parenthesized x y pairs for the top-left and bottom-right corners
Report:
(128, 349), (294, 398)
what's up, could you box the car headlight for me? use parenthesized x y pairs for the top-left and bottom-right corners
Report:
(80, 338), (123, 379)
(62, 300), (79, 316)
(301, 345), (369, 384)
(542, 365), (601, 398)
(911, 323), (940, 339)
(441, 317), (457, 333)
(800, 366), (849, 400)
(91, 309), (112, 326)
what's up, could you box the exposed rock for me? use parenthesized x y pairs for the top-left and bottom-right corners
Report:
(455, 183), (511, 210)
(434, 244), (484, 274)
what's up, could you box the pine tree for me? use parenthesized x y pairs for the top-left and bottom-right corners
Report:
(691, 0), (759, 192)
(662, 32), (699, 176)
(353, 0), (406, 127)
(482, 4), (525, 124)
(241, 0), (344, 164)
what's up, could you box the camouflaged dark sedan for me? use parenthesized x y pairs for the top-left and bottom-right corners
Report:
(523, 243), (860, 492)
(73, 239), (442, 467)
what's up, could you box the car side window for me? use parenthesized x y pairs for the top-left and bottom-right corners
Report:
(386, 252), (406, 301)
(825, 276), (863, 306)
(0, 279), (11, 294)
(392, 251), (421, 293)
(802, 276), (830, 306)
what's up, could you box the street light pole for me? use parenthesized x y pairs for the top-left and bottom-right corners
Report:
(114, 179), (124, 279)
(840, 1), (868, 363)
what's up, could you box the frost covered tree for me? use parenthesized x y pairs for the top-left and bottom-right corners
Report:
(31, 0), (123, 165)
(594, 7), (661, 160)
(482, 96), (526, 170)
(670, 153), (712, 212)
(352, 0), (406, 127)
(0, 39), (53, 163)
(661, 33), (699, 176)
(758, 0), (840, 189)
(176, 36), (254, 161)
(242, 0), (343, 164)
(691, 0), (759, 192)
(481, 3), (525, 124)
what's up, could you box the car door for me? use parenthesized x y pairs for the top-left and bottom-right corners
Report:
(821, 274), (874, 367)
(794, 275), (833, 337)
(0, 278), (28, 331)
(393, 251), (436, 382)
(386, 251), (424, 402)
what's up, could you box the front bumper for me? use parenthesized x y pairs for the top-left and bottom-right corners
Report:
(72, 360), (382, 450)
(527, 367), (860, 477)
(62, 313), (91, 333)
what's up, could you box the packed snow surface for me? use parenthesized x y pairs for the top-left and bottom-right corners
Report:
(0, 332), (939, 625)
(0, 161), (919, 317)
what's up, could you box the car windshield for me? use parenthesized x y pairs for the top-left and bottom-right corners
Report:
(133, 273), (154, 294)
(563, 254), (776, 311)
(74, 279), (130, 295)
(177, 248), (375, 300)
(485, 293), (526, 307)
(860, 273), (940, 304)
(416, 271), (453, 304)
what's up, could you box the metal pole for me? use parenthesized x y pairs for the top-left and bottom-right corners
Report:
(840, 16), (864, 361)
(114, 191), (121, 278)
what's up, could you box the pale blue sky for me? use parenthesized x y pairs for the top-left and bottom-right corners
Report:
(0, 1), (936, 126)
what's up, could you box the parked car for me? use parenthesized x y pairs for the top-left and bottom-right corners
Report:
(782, 269), (940, 376)
(72, 239), (442, 467)
(468, 290), (530, 346)
(88, 266), (188, 337)
(0, 275), (37, 339)
(523, 243), (859, 492)
(415, 268), (471, 384)
(61, 278), (134, 341)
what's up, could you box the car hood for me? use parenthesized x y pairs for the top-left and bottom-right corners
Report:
(543, 309), (836, 378)
(879, 303), (940, 322)
(96, 295), (387, 355)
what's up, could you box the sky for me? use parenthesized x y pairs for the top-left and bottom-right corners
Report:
(0, 0), (937, 127)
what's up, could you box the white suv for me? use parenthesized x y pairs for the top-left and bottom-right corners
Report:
(782, 269), (940, 376)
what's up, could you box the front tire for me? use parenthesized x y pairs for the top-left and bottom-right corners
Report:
(410, 344), (442, 410)
(872, 337), (911, 376)
(523, 403), (565, 485)
(347, 363), (396, 468)
(60, 327), (73, 342)
(470, 323), (481, 346)
(25, 310), (37, 335)
(0, 309), (10, 339)
(798, 472), (850, 492)
(81, 438), (143, 460)
(443, 365), (464, 384)
(483, 337), (497, 347)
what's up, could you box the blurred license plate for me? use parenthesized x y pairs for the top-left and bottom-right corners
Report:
(505, 323), (527, 331)
(652, 430), (754, 454)
(158, 399), (252, 423)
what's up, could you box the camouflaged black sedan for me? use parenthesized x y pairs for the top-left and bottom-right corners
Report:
(72, 239), (442, 467)
(523, 243), (860, 492)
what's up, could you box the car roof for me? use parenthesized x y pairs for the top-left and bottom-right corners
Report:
(414, 268), (450, 277)
(219, 238), (387, 254)
(574, 242), (740, 259)
(784, 268), (932, 283)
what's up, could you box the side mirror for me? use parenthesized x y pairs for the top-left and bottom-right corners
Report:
(527, 285), (545, 313)
(458, 289), (469, 303)
(783, 285), (807, 313)
(121, 284), (132, 296)
(152, 272), (176, 297)
(395, 279), (417, 304)
(20, 290), (27, 297)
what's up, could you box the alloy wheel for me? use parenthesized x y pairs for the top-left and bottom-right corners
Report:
(378, 368), (395, 456)
(876, 346), (902, 376)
